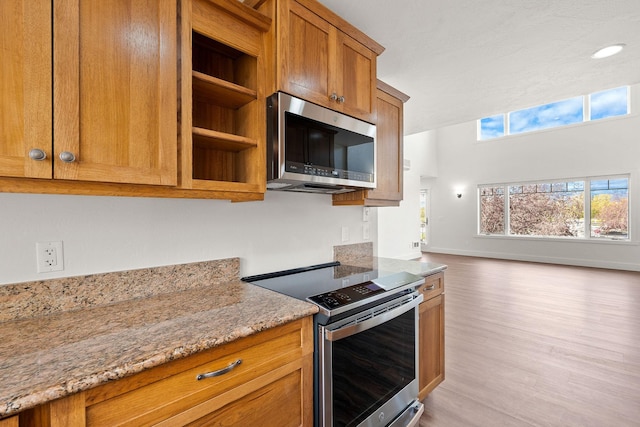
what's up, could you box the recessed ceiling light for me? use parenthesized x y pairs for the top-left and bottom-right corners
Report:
(591, 44), (625, 59)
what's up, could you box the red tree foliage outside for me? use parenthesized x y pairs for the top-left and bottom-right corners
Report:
(509, 192), (582, 237)
(480, 186), (628, 238)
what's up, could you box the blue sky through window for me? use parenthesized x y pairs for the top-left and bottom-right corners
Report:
(590, 86), (628, 120)
(509, 96), (583, 134)
(479, 115), (504, 139)
(479, 86), (629, 140)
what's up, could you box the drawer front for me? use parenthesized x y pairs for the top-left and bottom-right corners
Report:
(86, 319), (310, 426)
(187, 369), (302, 427)
(158, 355), (313, 427)
(418, 271), (444, 300)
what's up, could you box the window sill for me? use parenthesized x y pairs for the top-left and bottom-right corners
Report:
(475, 233), (637, 246)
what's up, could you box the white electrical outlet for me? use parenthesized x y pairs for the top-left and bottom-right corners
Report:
(363, 223), (370, 240)
(362, 207), (370, 222)
(341, 226), (349, 242)
(36, 241), (64, 273)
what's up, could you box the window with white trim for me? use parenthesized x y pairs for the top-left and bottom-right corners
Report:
(479, 176), (629, 240)
(478, 86), (630, 140)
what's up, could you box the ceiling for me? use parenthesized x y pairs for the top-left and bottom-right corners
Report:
(317, 0), (640, 135)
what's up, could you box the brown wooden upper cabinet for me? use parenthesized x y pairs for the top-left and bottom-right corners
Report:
(0, 0), (52, 180)
(333, 80), (410, 207)
(258, 0), (384, 123)
(0, 0), (177, 186)
(178, 0), (271, 201)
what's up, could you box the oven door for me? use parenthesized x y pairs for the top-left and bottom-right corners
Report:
(318, 292), (423, 427)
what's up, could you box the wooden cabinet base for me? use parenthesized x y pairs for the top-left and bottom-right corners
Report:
(418, 272), (445, 400)
(0, 416), (18, 427)
(17, 317), (313, 426)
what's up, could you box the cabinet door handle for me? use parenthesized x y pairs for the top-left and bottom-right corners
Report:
(196, 359), (242, 381)
(337, 95), (345, 103)
(330, 92), (338, 102)
(28, 149), (47, 161)
(58, 151), (77, 163)
(423, 284), (435, 291)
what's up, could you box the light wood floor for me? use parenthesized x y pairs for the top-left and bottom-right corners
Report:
(416, 253), (640, 427)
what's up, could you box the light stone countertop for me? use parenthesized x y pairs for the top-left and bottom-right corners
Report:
(332, 244), (447, 277)
(0, 259), (318, 419)
(373, 257), (448, 277)
(340, 256), (448, 278)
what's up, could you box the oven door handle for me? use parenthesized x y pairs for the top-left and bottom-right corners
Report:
(325, 293), (423, 342)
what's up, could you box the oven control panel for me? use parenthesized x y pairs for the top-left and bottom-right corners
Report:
(307, 281), (385, 310)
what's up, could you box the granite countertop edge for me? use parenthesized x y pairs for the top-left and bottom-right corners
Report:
(0, 278), (318, 419)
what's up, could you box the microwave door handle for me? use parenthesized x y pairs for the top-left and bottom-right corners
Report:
(324, 294), (423, 342)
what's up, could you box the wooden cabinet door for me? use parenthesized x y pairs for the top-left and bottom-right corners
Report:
(53, 0), (177, 186)
(280, 0), (334, 107)
(332, 81), (408, 207)
(279, 0), (378, 122)
(365, 87), (403, 202)
(418, 293), (445, 400)
(0, 0), (52, 179)
(335, 31), (377, 122)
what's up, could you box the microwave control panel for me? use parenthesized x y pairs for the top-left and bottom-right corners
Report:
(286, 162), (373, 183)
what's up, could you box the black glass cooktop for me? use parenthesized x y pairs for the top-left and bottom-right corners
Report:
(241, 262), (423, 316)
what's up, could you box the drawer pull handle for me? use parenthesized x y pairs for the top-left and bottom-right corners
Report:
(424, 284), (435, 291)
(196, 359), (242, 381)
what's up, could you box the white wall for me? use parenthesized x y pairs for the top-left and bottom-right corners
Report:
(0, 191), (375, 285)
(377, 132), (432, 259)
(421, 84), (640, 271)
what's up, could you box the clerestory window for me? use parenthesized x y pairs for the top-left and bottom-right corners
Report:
(478, 86), (629, 140)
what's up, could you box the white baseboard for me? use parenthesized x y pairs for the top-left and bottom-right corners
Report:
(425, 247), (640, 272)
(392, 250), (423, 261)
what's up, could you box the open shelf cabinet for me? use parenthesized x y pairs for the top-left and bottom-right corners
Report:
(180, 0), (271, 199)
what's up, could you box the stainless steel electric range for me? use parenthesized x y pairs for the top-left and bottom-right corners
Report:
(242, 262), (425, 427)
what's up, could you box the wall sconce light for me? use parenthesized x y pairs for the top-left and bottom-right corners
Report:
(456, 193), (462, 199)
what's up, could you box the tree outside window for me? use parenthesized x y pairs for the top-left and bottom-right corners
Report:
(480, 186), (504, 234)
(479, 176), (628, 240)
(508, 182), (583, 237)
(590, 178), (629, 238)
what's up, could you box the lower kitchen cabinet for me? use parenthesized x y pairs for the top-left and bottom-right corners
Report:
(0, 416), (17, 427)
(418, 272), (445, 400)
(18, 317), (313, 427)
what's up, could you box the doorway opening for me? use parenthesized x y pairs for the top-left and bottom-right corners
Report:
(420, 189), (430, 251)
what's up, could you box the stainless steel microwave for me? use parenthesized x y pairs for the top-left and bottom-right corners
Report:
(266, 92), (376, 194)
